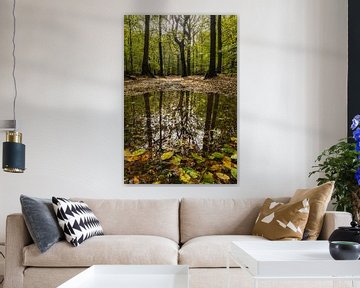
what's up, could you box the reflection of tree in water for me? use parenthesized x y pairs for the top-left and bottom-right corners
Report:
(203, 92), (220, 153)
(124, 91), (236, 156)
(144, 92), (153, 150)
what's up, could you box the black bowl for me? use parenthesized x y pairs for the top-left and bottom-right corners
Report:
(329, 241), (360, 260)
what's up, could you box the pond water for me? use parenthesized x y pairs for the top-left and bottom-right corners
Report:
(124, 91), (237, 155)
(124, 90), (237, 184)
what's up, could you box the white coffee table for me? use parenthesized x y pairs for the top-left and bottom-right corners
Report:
(58, 265), (189, 288)
(228, 241), (360, 288)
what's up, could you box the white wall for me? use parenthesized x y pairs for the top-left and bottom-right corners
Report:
(0, 0), (347, 242)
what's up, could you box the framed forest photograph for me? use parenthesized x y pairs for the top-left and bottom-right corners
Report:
(124, 15), (237, 184)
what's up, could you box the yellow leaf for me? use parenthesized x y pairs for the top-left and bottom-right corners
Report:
(124, 149), (132, 157)
(223, 156), (232, 169)
(133, 176), (140, 184)
(141, 152), (150, 161)
(210, 164), (222, 171)
(231, 137), (237, 143)
(216, 172), (230, 181)
(125, 155), (139, 162)
(133, 149), (146, 156)
(180, 171), (191, 183)
(161, 151), (174, 160)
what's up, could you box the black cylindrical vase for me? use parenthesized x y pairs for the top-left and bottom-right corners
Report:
(2, 131), (25, 173)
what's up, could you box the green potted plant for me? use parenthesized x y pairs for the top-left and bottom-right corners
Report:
(309, 115), (360, 222)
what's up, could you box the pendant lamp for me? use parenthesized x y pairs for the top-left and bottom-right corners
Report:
(1, 0), (26, 173)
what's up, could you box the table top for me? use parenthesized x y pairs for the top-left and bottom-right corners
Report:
(231, 240), (360, 278)
(58, 265), (189, 288)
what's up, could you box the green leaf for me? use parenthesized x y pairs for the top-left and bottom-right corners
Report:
(184, 167), (200, 179)
(202, 172), (215, 184)
(171, 155), (182, 166)
(222, 146), (234, 154)
(210, 152), (224, 160)
(161, 151), (174, 160)
(231, 152), (237, 160)
(231, 168), (237, 179)
(191, 152), (205, 163)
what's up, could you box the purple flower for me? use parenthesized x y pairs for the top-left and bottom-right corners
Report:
(356, 167), (360, 186)
(352, 115), (360, 130)
(354, 128), (360, 142)
(357, 142), (360, 152)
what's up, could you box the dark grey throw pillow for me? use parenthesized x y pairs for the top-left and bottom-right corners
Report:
(20, 195), (64, 253)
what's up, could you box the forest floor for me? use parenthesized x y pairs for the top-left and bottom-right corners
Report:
(124, 75), (237, 97)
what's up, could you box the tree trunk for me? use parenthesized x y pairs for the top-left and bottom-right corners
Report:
(128, 16), (134, 74)
(205, 15), (217, 79)
(179, 44), (187, 77)
(141, 15), (154, 77)
(352, 190), (360, 223)
(217, 15), (222, 74)
(186, 16), (191, 76)
(158, 16), (164, 77)
(177, 54), (180, 75)
(173, 16), (188, 77)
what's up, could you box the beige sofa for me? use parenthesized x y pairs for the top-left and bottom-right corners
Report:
(4, 198), (352, 288)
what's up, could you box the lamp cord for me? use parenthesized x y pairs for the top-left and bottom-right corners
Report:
(12, 0), (18, 130)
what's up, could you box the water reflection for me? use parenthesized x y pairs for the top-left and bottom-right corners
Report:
(124, 91), (237, 156)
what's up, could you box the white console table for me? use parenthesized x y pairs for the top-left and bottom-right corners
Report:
(58, 265), (189, 288)
(228, 240), (360, 288)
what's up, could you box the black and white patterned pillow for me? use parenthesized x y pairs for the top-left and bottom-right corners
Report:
(52, 197), (104, 247)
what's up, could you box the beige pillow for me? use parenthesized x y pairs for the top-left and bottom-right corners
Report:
(289, 181), (334, 240)
(252, 198), (310, 240)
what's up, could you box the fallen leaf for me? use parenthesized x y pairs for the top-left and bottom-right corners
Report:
(216, 172), (230, 181)
(133, 176), (140, 184)
(171, 155), (182, 166)
(223, 156), (232, 169)
(161, 151), (174, 160)
(202, 172), (215, 184)
(210, 164), (222, 171)
(133, 149), (146, 156)
(231, 152), (237, 160)
(231, 168), (237, 179)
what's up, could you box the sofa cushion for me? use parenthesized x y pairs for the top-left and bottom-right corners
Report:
(290, 181), (334, 240)
(180, 198), (289, 243)
(23, 235), (179, 267)
(179, 235), (267, 268)
(20, 195), (64, 253)
(52, 197), (104, 247)
(72, 198), (179, 243)
(252, 198), (310, 240)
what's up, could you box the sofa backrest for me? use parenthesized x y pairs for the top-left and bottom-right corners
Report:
(73, 198), (180, 243)
(180, 198), (289, 243)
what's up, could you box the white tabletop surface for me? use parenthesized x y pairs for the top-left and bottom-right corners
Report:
(58, 265), (189, 288)
(231, 240), (360, 278)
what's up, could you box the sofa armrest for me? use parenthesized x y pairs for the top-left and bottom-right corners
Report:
(4, 213), (32, 288)
(318, 211), (352, 240)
